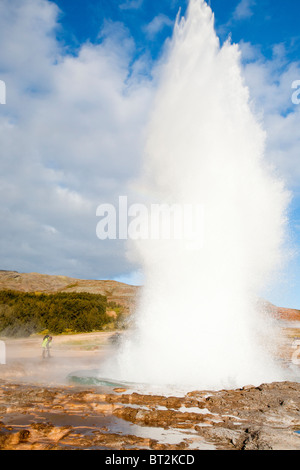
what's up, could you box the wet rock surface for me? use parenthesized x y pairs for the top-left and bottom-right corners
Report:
(0, 380), (300, 450)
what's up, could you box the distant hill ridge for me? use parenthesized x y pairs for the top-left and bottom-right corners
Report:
(0, 270), (299, 322)
(0, 270), (139, 313)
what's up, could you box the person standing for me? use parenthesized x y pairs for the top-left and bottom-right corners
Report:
(42, 335), (52, 359)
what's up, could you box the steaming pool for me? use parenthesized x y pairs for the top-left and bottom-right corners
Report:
(66, 369), (200, 396)
(67, 370), (133, 389)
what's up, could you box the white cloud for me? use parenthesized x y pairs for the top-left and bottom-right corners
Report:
(144, 14), (174, 39)
(239, 42), (300, 187)
(0, 0), (154, 280)
(233, 0), (256, 20)
(119, 0), (143, 11)
(43, 224), (58, 234)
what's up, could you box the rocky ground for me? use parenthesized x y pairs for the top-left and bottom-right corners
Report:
(1, 330), (300, 450)
(0, 380), (300, 450)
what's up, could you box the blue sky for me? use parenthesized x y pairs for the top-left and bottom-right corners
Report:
(53, 0), (300, 62)
(0, 0), (299, 308)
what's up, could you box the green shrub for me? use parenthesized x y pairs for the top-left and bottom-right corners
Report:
(0, 290), (114, 337)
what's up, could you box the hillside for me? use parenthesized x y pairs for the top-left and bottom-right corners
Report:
(263, 301), (300, 322)
(0, 270), (139, 314)
(0, 270), (299, 322)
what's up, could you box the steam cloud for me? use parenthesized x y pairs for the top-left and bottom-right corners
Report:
(101, 0), (290, 390)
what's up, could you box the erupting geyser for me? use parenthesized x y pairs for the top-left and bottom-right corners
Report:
(102, 0), (290, 390)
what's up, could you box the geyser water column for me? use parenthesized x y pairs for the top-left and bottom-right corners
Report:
(105, 0), (290, 390)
